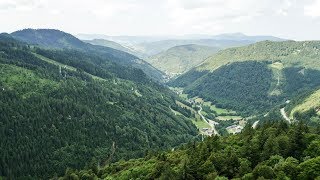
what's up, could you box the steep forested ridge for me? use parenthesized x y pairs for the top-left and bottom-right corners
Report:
(170, 41), (320, 115)
(0, 34), (197, 179)
(60, 122), (320, 180)
(183, 61), (274, 115)
(11, 29), (165, 82)
(282, 87), (320, 127)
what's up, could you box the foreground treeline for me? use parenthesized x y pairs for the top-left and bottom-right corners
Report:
(60, 122), (320, 180)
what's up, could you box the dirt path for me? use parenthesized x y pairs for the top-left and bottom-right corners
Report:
(280, 108), (291, 124)
(252, 120), (259, 129)
(270, 72), (281, 95)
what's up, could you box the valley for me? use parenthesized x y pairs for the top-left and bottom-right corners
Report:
(171, 87), (246, 136)
(0, 32), (199, 178)
(1, 28), (320, 180)
(1, 0), (320, 179)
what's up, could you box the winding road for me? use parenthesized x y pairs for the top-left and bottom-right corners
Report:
(198, 106), (219, 136)
(252, 108), (290, 129)
(280, 108), (291, 124)
(252, 120), (259, 129)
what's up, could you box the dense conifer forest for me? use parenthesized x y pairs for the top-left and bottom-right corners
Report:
(60, 121), (320, 180)
(170, 61), (320, 116)
(1, 30), (320, 180)
(0, 34), (198, 179)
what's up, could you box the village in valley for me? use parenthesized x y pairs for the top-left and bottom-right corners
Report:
(170, 87), (246, 136)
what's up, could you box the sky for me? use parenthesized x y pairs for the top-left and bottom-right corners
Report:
(0, 0), (319, 40)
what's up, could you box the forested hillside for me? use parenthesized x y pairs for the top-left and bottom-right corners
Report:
(280, 87), (320, 127)
(0, 34), (198, 179)
(181, 61), (274, 115)
(11, 29), (165, 82)
(2, 0), (320, 179)
(170, 41), (320, 115)
(60, 121), (320, 180)
(147, 44), (219, 75)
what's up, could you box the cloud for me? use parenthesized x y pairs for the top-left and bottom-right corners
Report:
(0, 0), (43, 11)
(0, 3), (16, 10)
(0, 0), (319, 40)
(304, 0), (320, 17)
(164, 0), (295, 34)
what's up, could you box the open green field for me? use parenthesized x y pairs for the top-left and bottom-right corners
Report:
(34, 53), (105, 81)
(192, 119), (211, 129)
(202, 102), (242, 121)
(269, 61), (284, 70)
(268, 62), (285, 96)
(33, 53), (76, 71)
(203, 101), (236, 115)
(179, 93), (189, 99)
(171, 89), (238, 117)
(174, 101), (210, 133)
(202, 100), (242, 120)
(217, 116), (243, 121)
(193, 97), (204, 104)
(173, 90), (243, 122)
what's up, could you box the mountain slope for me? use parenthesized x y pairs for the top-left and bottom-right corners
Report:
(147, 44), (219, 75)
(0, 34), (197, 179)
(170, 41), (320, 115)
(11, 29), (165, 82)
(290, 89), (320, 116)
(196, 40), (320, 71)
(285, 88), (320, 125)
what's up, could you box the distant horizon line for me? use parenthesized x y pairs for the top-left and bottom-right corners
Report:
(3, 28), (285, 39)
(4, 28), (319, 41)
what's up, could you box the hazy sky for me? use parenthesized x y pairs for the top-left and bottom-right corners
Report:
(0, 0), (319, 40)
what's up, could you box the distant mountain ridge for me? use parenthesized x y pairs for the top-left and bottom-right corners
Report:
(77, 33), (287, 56)
(210, 32), (286, 42)
(135, 39), (253, 56)
(147, 44), (219, 76)
(169, 40), (320, 115)
(77, 32), (286, 42)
